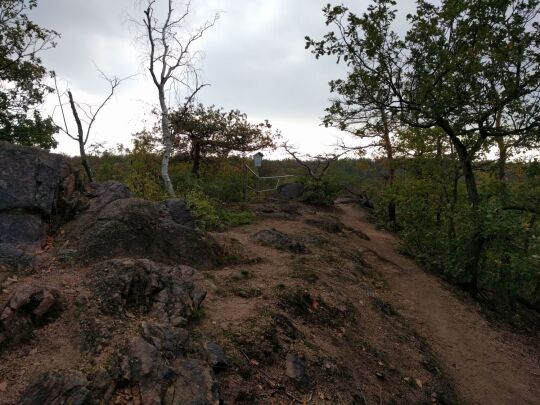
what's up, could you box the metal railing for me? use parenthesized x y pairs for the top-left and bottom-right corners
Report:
(243, 164), (296, 201)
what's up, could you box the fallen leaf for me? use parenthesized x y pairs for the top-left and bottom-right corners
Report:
(415, 378), (423, 389)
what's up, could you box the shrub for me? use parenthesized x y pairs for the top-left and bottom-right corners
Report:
(183, 187), (253, 231)
(300, 180), (341, 206)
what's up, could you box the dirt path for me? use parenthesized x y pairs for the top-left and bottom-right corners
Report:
(337, 201), (540, 405)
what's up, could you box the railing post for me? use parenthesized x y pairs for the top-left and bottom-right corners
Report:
(243, 164), (248, 202)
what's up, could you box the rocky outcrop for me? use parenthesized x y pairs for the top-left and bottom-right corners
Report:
(109, 334), (220, 404)
(0, 283), (60, 350)
(70, 197), (220, 268)
(276, 183), (305, 200)
(84, 258), (205, 326)
(255, 229), (307, 253)
(305, 214), (344, 233)
(22, 370), (91, 405)
(0, 143), (81, 218)
(20, 258), (222, 404)
(0, 143), (82, 271)
(0, 144), (225, 403)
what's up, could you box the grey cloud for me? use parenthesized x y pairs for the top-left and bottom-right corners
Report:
(30, 0), (418, 154)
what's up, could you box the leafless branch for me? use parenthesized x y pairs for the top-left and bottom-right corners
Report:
(282, 141), (346, 181)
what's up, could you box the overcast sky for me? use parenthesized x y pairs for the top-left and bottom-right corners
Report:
(31, 0), (416, 157)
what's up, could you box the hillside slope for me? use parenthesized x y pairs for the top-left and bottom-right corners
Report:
(196, 199), (540, 404)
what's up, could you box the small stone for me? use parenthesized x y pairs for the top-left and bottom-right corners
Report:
(286, 353), (310, 391)
(204, 341), (228, 372)
(191, 289), (207, 310)
(32, 292), (56, 318)
(170, 316), (187, 327)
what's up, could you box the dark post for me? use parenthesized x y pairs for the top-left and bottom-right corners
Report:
(243, 164), (248, 202)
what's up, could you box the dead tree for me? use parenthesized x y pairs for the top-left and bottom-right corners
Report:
(139, 0), (218, 197)
(282, 142), (345, 182)
(53, 71), (125, 182)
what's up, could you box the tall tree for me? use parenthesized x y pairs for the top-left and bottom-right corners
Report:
(0, 0), (59, 149)
(139, 0), (218, 196)
(308, 0), (540, 293)
(170, 104), (278, 176)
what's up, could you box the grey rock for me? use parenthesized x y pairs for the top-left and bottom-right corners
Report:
(305, 215), (344, 233)
(72, 198), (220, 268)
(254, 229), (307, 253)
(285, 353), (310, 391)
(165, 359), (220, 405)
(0, 283), (60, 350)
(21, 370), (91, 405)
(0, 243), (35, 271)
(0, 143), (83, 271)
(110, 333), (219, 405)
(0, 142), (80, 217)
(0, 213), (45, 244)
(85, 259), (202, 325)
(191, 288), (207, 310)
(204, 341), (228, 372)
(140, 322), (190, 353)
(276, 183), (305, 200)
(166, 198), (197, 228)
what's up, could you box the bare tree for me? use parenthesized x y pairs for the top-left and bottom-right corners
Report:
(139, 0), (218, 196)
(282, 142), (345, 182)
(53, 71), (125, 182)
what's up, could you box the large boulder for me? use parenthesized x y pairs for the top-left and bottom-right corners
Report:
(0, 283), (61, 351)
(71, 197), (220, 268)
(0, 143), (82, 271)
(0, 142), (81, 226)
(276, 183), (305, 200)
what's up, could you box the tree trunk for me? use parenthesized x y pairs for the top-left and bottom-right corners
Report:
(447, 162), (459, 243)
(381, 107), (397, 229)
(158, 87), (175, 197)
(447, 132), (484, 295)
(524, 215), (536, 255)
(435, 136), (443, 226)
(496, 137), (508, 206)
(191, 141), (201, 177)
(68, 91), (94, 182)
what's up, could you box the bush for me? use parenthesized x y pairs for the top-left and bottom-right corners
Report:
(183, 188), (253, 231)
(300, 180), (341, 206)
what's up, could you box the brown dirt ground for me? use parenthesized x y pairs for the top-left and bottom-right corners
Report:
(197, 200), (540, 405)
(1, 199), (538, 404)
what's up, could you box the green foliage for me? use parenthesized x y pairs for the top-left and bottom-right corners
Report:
(370, 154), (540, 309)
(183, 187), (253, 231)
(0, 0), (59, 149)
(183, 188), (220, 230)
(300, 179), (341, 207)
(170, 103), (280, 175)
(124, 132), (164, 200)
(0, 110), (57, 149)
